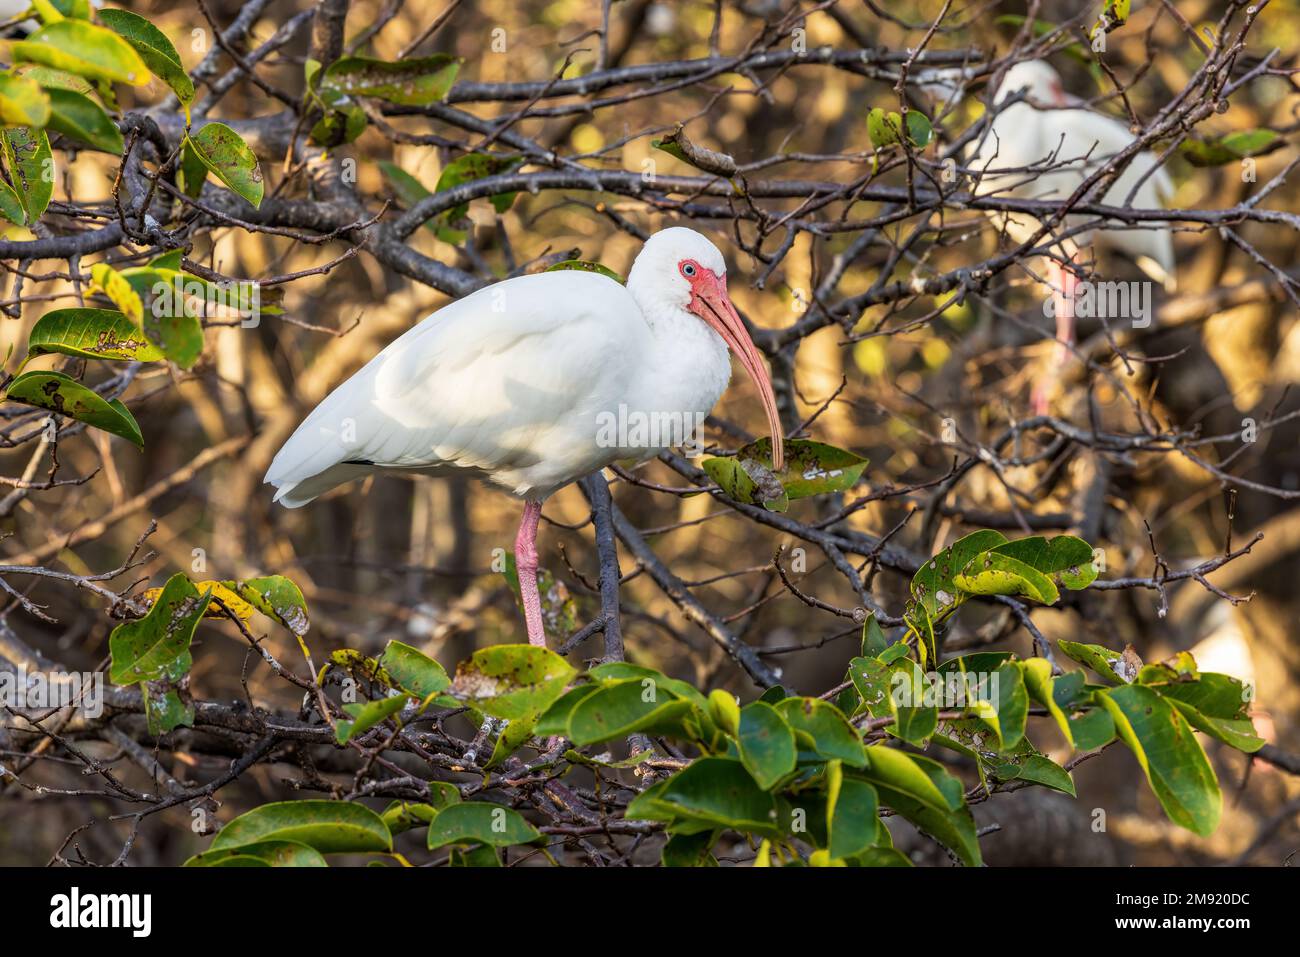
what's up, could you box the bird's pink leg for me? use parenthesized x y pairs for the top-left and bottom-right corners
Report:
(1032, 256), (1080, 415)
(514, 500), (547, 647)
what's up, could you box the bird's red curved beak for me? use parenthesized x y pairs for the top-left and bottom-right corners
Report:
(692, 273), (785, 472)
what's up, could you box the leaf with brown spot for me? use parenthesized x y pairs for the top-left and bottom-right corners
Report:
(4, 370), (143, 448)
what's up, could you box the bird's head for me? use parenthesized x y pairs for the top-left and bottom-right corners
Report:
(629, 226), (784, 470)
(995, 60), (1068, 108)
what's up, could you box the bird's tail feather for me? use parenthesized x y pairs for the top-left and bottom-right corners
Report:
(269, 463), (373, 508)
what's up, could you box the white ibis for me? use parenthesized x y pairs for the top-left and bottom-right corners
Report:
(266, 227), (783, 647)
(968, 60), (1176, 412)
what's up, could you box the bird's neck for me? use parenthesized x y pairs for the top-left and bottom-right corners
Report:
(626, 298), (731, 424)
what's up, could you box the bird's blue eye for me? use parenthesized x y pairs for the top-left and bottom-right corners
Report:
(682, 263), (696, 277)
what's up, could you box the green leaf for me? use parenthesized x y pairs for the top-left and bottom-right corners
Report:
(935, 651), (1015, 675)
(826, 762), (880, 860)
(702, 453), (786, 511)
(1021, 657), (1072, 745)
(969, 660), (1029, 751)
(860, 745), (962, 812)
(1069, 706), (1117, 750)
(755, 437), (869, 500)
(432, 152), (525, 232)
(28, 307), (163, 362)
(758, 684), (788, 703)
(905, 111), (933, 148)
(97, 8), (194, 104)
(706, 688), (740, 736)
(309, 92), (367, 147)
(5, 369), (143, 448)
(544, 259), (625, 283)
(140, 680), (193, 735)
(662, 830), (719, 867)
(1166, 700), (1263, 753)
(653, 757), (779, 835)
(736, 701), (797, 789)
(43, 87), (123, 152)
(31, 0), (66, 25)
(483, 713), (540, 767)
(217, 575), (309, 638)
(322, 53), (460, 105)
(1146, 673), (1263, 753)
(448, 643), (575, 721)
(201, 855), (270, 867)
(148, 248), (183, 270)
(851, 846), (913, 867)
(186, 123), (263, 208)
(1179, 130), (1281, 167)
(862, 614), (890, 656)
(849, 655), (936, 744)
(565, 678), (695, 746)
(0, 73), (52, 127)
(849, 655), (892, 716)
(1098, 684), (1221, 836)
(875, 783), (982, 866)
(377, 639), (450, 698)
(954, 551), (1059, 604)
(867, 107), (896, 149)
(13, 19), (150, 85)
(995, 752), (1076, 796)
(703, 437), (868, 510)
(378, 160), (438, 231)
(211, 800), (392, 854)
(903, 601), (937, 669)
(176, 139), (206, 197)
(46, 0), (96, 21)
(985, 535), (1099, 591)
(910, 529), (1007, 623)
(651, 133), (689, 163)
(425, 802), (541, 850)
(1219, 129), (1279, 157)
(1140, 669), (1244, 717)
(448, 843), (501, 867)
(108, 573), (210, 684)
(16, 63), (94, 94)
(1058, 639), (1127, 685)
(534, 682), (600, 737)
(117, 266), (205, 368)
(184, 840), (328, 868)
(335, 693), (412, 744)
(624, 779), (683, 825)
(380, 789), (460, 833)
(775, 696), (867, 767)
(0, 127), (53, 226)
(884, 657), (939, 746)
(867, 107), (932, 149)
(587, 661), (708, 709)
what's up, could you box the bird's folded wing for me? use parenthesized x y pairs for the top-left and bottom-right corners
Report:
(265, 272), (643, 490)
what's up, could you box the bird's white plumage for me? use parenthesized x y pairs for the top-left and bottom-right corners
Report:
(266, 229), (734, 506)
(969, 60), (1176, 287)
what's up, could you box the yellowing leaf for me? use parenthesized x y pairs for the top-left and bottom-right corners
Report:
(90, 262), (143, 325)
(142, 580), (256, 621)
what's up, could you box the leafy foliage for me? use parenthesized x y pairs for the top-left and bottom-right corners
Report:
(0, 7), (273, 449)
(704, 437), (868, 511)
(133, 518), (1254, 867)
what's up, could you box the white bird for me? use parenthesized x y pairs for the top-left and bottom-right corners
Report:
(968, 59), (1176, 412)
(266, 227), (783, 647)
